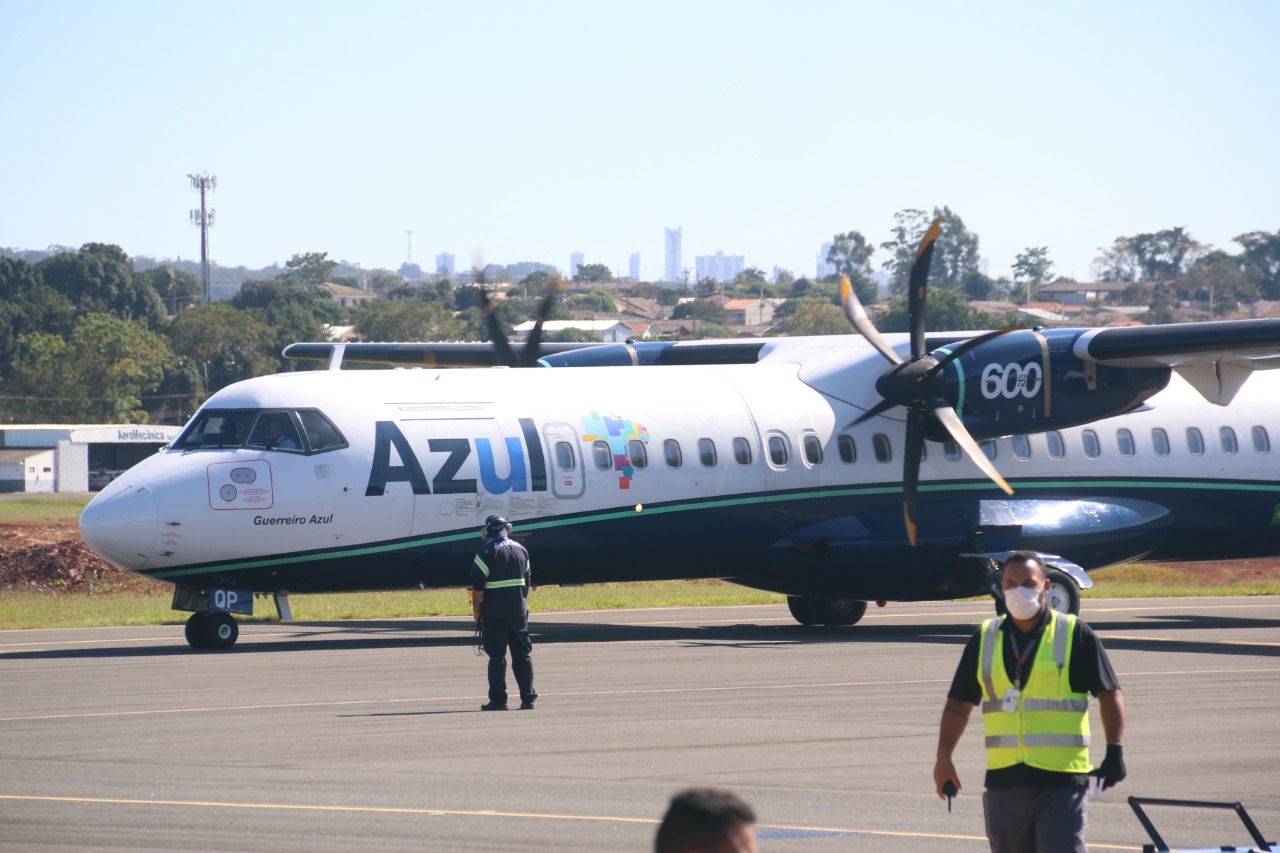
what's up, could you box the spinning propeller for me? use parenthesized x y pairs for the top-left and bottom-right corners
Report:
(475, 259), (564, 368)
(840, 217), (1020, 545)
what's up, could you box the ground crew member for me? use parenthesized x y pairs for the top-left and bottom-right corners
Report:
(469, 515), (536, 711)
(655, 787), (758, 853)
(933, 550), (1126, 853)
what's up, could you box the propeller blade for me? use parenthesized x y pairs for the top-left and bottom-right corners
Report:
(931, 404), (1014, 496)
(841, 275), (903, 366)
(518, 287), (561, 368)
(902, 409), (927, 547)
(479, 288), (518, 367)
(924, 326), (1026, 379)
(848, 396), (899, 428)
(907, 217), (942, 360)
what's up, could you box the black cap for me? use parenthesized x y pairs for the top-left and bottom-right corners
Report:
(484, 516), (510, 536)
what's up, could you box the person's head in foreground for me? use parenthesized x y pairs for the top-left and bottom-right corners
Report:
(655, 787), (757, 853)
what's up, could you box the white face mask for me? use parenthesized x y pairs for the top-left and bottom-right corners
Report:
(1004, 586), (1044, 620)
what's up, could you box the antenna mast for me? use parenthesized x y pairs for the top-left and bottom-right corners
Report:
(188, 173), (217, 306)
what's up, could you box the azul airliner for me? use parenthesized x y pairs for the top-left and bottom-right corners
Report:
(80, 222), (1280, 648)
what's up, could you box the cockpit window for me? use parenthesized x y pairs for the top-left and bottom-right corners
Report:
(175, 408), (347, 454)
(246, 412), (304, 452)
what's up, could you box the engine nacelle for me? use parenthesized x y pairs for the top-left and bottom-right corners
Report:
(934, 328), (1170, 440)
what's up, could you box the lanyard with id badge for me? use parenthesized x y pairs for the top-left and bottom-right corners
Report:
(1002, 630), (1039, 711)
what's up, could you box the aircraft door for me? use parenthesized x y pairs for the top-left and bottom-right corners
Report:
(542, 422), (586, 499)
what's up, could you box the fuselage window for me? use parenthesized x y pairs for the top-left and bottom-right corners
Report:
(1252, 426), (1270, 454)
(628, 439), (648, 469)
(767, 435), (789, 467)
(297, 410), (347, 453)
(872, 433), (892, 463)
(1220, 426), (1238, 455)
(944, 440), (961, 461)
(803, 434), (823, 465)
(1082, 429), (1101, 459)
(1186, 427), (1205, 456)
(837, 435), (856, 463)
(698, 437), (717, 467)
(1011, 435), (1031, 460)
(593, 440), (612, 470)
(664, 438), (683, 468)
(1116, 428), (1135, 457)
(733, 437), (752, 466)
(556, 441), (577, 472)
(979, 439), (997, 460)
(247, 411), (304, 452)
(1152, 427), (1170, 456)
(1046, 430), (1066, 459)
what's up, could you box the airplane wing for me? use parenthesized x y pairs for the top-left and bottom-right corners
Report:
(283, 340), (769, 368)
(1073, 318), (1280, 404)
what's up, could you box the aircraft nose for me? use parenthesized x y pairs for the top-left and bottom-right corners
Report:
(79, 485), (159, 571)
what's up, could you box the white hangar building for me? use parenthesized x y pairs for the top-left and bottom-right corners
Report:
(0, 424), (181, 493)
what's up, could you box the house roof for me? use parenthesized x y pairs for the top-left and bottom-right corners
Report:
(511, 320), (628, 333)
(321, 282), (379, 299)
(1037, 281), (1136, 294)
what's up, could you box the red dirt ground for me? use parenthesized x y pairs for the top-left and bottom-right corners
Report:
(3, 520), (1279, 596)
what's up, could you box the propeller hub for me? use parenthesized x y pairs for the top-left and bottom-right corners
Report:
(874, 357), (949, 408)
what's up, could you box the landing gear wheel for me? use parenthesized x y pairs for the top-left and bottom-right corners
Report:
(787, 596), (820, 626)
(201, 612), (239, 649)
(184, 613), (208, 648)
(1044, 568), (1081, 616)
(814, 598), (868, 626)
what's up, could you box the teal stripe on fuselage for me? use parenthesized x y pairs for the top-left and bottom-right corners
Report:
(146, 476), (1279, 580)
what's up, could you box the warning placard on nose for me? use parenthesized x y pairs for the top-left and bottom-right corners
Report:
(207, 460), (274, 510)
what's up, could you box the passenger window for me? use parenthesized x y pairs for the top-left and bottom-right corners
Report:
(837, 435), (856, 463)
(1046, 431), (1065, 459)
(1152, 428), (1170, 456)
(980, 439), (997, 460)
(297, 410), (346, 453)
(1186, 427), (1205, 456)
(732, 437), (752, 466)
(593, 440), (611, 470)
(1082, 429), (1101, 458)
(247, 411), (304, 452)
(872, 433), (892, 463)
(767, 435), (788, 466)
(1011, 435), (1031, 460)
(803, 434), (823, 465)
(1220, 427), (1238, 455)
(628, 439), (648, 469)
(944, 441), (961, 461)
(1252, 426), (1270, 454)
(698, 438), (717, 467)
(556, 441), (576, 471)
(664, 439), (682, 468)
(1116, 429), (1135, 457)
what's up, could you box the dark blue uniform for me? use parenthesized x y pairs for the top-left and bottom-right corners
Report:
(470, 535), (535, 709)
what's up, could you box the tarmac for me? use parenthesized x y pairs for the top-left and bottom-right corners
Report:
(2, 597), (1278, 852)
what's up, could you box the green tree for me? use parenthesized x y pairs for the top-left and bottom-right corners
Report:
(880, 207), (979, 294)
(826, 231), (877, 303)
(168, 304), (278, 395)
(8, 314), (174, 422)
(232, 279), (346, 324)
(1234, 229), (1280, 299)
(284, 252), (338, 285)
(1011, 247), (1054, 303)
(354, 300), (465, 342)
(1180, 256), (1253, 317)
(567, 289), (617, 313)
(573, 263), (613, 283)
(368, 271), (406, 294)
(546, 327), (603, 343)
(1096, 228), (1204, 283)
(138, 265), (202, 315)
(962, 271), (995, 301)
(875, 288), (992, 333)
(671, 299), (725, 324)
(0, 257), (75, 384)
(38, 243), (167, 328)
(775, 299), (849, 336)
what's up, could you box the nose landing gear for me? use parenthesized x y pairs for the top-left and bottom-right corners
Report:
(183, 612), (239, 650)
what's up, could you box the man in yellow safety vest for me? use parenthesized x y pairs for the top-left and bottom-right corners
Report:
(933, 550), (1126, 853)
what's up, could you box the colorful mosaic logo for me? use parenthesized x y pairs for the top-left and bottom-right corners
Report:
(581, 411), (649, 489)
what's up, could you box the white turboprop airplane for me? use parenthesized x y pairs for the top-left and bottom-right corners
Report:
(80, 222), (1280, 648)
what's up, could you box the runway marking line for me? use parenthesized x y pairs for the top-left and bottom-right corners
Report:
(0, 794), (1144, 849)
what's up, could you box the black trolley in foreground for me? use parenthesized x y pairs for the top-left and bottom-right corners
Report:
(1129, 797), (1276, 852)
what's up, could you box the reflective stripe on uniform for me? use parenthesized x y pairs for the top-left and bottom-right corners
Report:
(474, 555), (490, 578)
(484, 578), (526, 589)
(1022, 698), (1089, 713)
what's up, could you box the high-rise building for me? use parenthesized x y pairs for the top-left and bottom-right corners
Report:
(695, 251), (745, 284)
(664, 227), (682, 283)
(570, 251), (583, 279)
(629, 253), (641, 281)
(436, 252), (455, 277)
(817, 242), (836, 279)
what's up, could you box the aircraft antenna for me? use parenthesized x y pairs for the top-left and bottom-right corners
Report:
(188, 173), (217, 306)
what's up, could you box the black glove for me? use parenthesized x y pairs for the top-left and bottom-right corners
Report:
(1094, 743), (1126, 790)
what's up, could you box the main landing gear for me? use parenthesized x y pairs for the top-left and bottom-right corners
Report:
(184, 612), (239, 650)
(786, 596), (868, 626)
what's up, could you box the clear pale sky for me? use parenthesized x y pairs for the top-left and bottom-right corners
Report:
(2, 1), (1277, 283)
